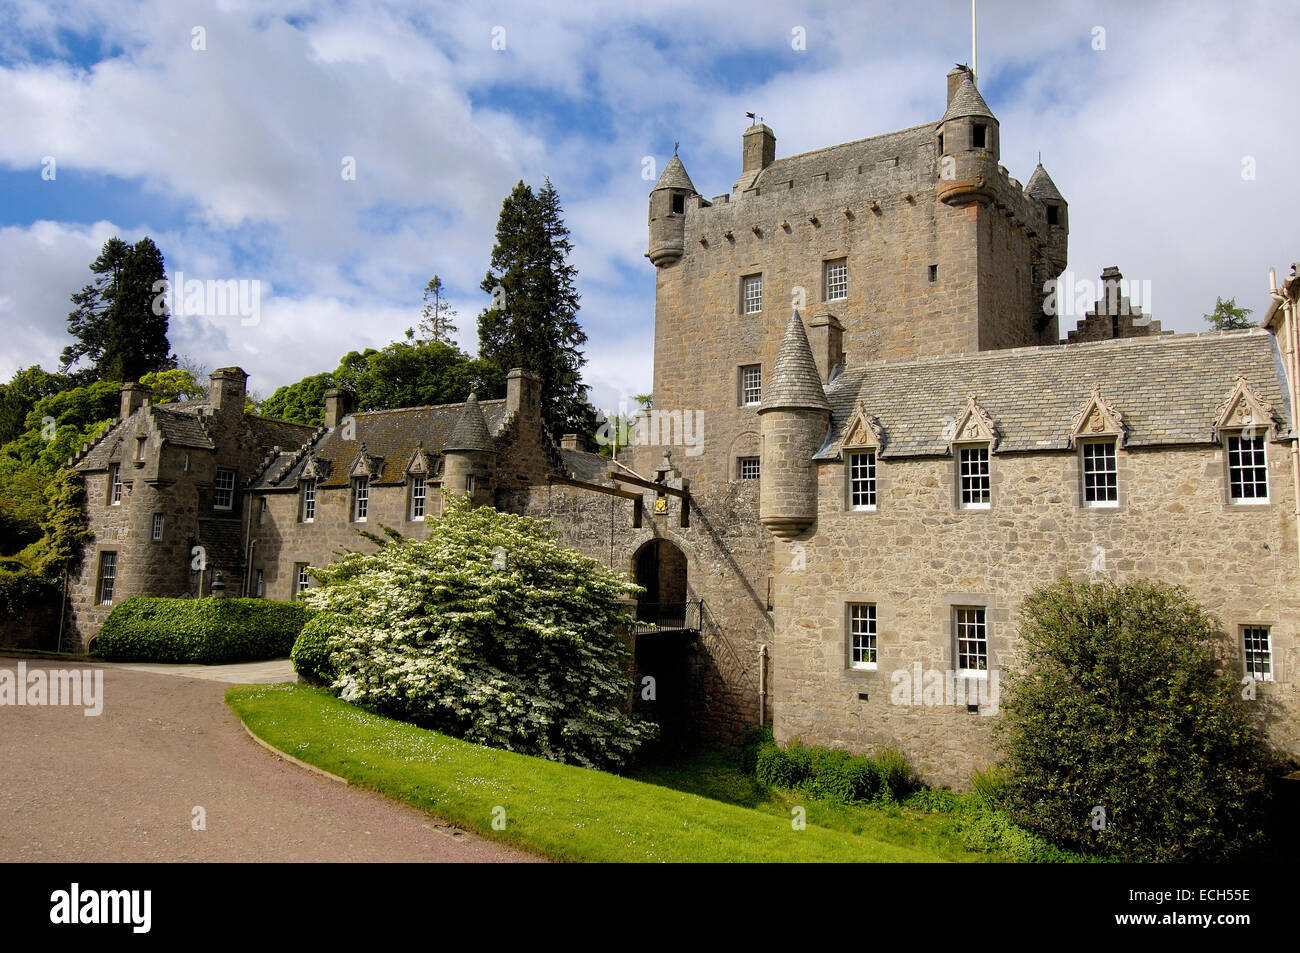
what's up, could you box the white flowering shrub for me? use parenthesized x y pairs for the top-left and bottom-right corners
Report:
(300, 494), (656, 768)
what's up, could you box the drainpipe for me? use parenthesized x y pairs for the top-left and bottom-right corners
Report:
(759, 644), (768, 728)
(1271, 268), (1300, 575)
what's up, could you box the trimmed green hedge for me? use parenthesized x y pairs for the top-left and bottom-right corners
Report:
(290, 611), (341, 683)
(91, 597), (309, 663)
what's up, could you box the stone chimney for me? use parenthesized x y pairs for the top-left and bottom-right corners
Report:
(323, 388), (355, 429)
(120, 381), (152, 419)
(506, 368), (542, 421)
(208, 367), (248, 416)
(742, 123), (776, 174)
(805, 312), (844, 384)
(561, 434), (584, 451)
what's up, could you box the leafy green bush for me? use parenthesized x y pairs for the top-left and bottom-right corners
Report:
(999, 578), (1277, 862)
(290, 612), (341, 683)
(969, 764), (1009, 811)
(299, 495), (656, 770)
(874, 744), (919, 800)
(91, 597), (309, 663)
(751, 738), (914, 804)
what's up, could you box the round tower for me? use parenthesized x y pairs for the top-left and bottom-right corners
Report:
(442, 393), (498, 507)
(758, 311), (831, 539)
(936, 71), (999, 207)
(648, 153), (698, 267)
(1025, 162), (1068, 275)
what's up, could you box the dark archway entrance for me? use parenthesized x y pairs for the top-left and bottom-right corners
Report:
(631, 539), (693, 747)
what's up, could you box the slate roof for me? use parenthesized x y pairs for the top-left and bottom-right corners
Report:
(652, 154), (697, 194)
(445, 393), (497, 452)
(196, 518), (244, 578)
(1025, 163), (1064, 203)
(761, 311), (831, 412)
(940, 75), (996, 123)
(816, 329), (1292, 459)
(252, 399), (508, 489)
(74, 403), (216, 471)
(561, 448), (613, 483)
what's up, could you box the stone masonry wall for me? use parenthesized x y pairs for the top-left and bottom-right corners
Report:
(772, 441), (1300, 789)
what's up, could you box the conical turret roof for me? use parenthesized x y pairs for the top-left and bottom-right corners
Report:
(445, 393), (497, 452)
(1025, 163), (1064, 203)
(941, 74), (996, 123)
(651, 154), (697, 193)
(760, 311), (830, 412)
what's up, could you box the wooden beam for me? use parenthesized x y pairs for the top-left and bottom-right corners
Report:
(547, 473), (641, 502)
(608, 471), (690, 499)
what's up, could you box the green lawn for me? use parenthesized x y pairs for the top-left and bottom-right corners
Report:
(227, 683), (961, 863)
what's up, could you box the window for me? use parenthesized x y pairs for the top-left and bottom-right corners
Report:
(255, 569), (265, 598)
(1046, 205), (1060, 226)
(214, 468), (236, 510)
(301, 480), (316, 522)
(823, 259), (848, 301)
(1081, 440), (1118, 507)
(1226, 433), (1268, 503)
(848, 451), (877, 510)
(972, 123), (987, 149)
(848, 604), (877, 670)
(294, 563), (311, 596)
(738, 457), (761, 480)
(1242, 626), (1273, 681)
(958, 446), (990, 508)
(410, 475), (426, 520)
(97, 552), (117, 605)
(465, 474), (476, 494)
(671, 193), (685, 214)
(352, 477), (369, 521)
(742, 274), (763, 315)
(135, 436), (146, 462)
(182, 453), (190, 472)
(151, 513), (164, 540)
(258, 498), (268, 524)
(928, 264), (938, 283)
(109, 464), (123, 506)
(955, 607), (988, 675)
(740, 365), (762, 406)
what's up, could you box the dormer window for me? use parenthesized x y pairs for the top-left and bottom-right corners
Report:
(972, 123), (987, 149)
(409, 474), (426, 521)
(109, 464), (123, 506)
(300, 480), (316, 522)
(958, 445), (991, 509)
(1226, 432), (1268, 504)
(352, 477), (369, 521)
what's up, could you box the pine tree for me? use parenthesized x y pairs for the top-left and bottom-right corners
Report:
(1203, 296), (1255, 331)
(61, 236), (174, 382)
(477, 179), (597, 439)
(408, 275), (458, 345)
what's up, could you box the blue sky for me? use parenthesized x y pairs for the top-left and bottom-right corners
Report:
(1, 0), (1296, 413)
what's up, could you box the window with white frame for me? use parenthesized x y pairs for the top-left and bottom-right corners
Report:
(109, 464), (123, 505)
(958, 446), (990, 508)
(214, 468), (236, 510)
(410, 475), (426, 520)
(97, 552), (117, 605)
(848, 451), (876, 509)
(1081, 440), (1118, 506)
(1242, 626), (1272, 681)
(300, 480), (316, 522)
(740, 365), (762, 406)
(738, 457), (760, 480)
(352, 477), (369, 521)
(294, 562), (311, 595)
(824, 259), (848, 301)
(955, 607), (988, 674)
(1226, 432), (1268, 503)
(742, 274), (763, 314)
(848, 604), (877, 670)
(151, 513), (163, 540)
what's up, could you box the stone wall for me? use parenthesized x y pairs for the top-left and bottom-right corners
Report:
(772, 441), (1300, 788)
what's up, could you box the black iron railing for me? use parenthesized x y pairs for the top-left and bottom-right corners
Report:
(630, 601), (703, 634)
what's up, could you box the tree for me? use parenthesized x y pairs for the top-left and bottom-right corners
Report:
(407, 275), (459, 346)
(61, 236), (174, 382)
(1204, 296), (1255, 331)
(0, 366), (69, 445)
(299, 495), (656, 768)
(477, 179), (598, 440)
(998, 578), (1276, 861)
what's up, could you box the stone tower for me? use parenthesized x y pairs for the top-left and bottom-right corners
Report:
(647, 154), (699, 267)
(442, 392), (497, 507)
(758, 311), (830, 538)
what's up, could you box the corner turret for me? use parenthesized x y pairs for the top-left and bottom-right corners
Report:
(442, 393), (497, 506)
(648, 153), (698, 267)
(936, 72), (999, 207)
(758, 311), (831, 539)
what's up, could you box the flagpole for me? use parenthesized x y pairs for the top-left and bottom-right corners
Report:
(972, 0), (978, 85)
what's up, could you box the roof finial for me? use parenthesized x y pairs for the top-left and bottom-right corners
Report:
(673, 140), (679, 156)
(971, 0), (978, 85)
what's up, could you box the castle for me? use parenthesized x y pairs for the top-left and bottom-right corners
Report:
(62, 66), (1299, 786)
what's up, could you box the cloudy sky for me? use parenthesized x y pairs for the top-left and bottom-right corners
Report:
(1, 0), (1295, 413)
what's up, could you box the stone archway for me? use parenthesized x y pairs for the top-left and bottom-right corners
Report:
(633, 538), (688, 622)
(630, 538), (693, 748)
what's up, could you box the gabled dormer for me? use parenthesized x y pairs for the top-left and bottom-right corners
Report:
(947, 394), (998, 454)
(1068, 385), (1126, 448)
(1213, 376), (1281, 441)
